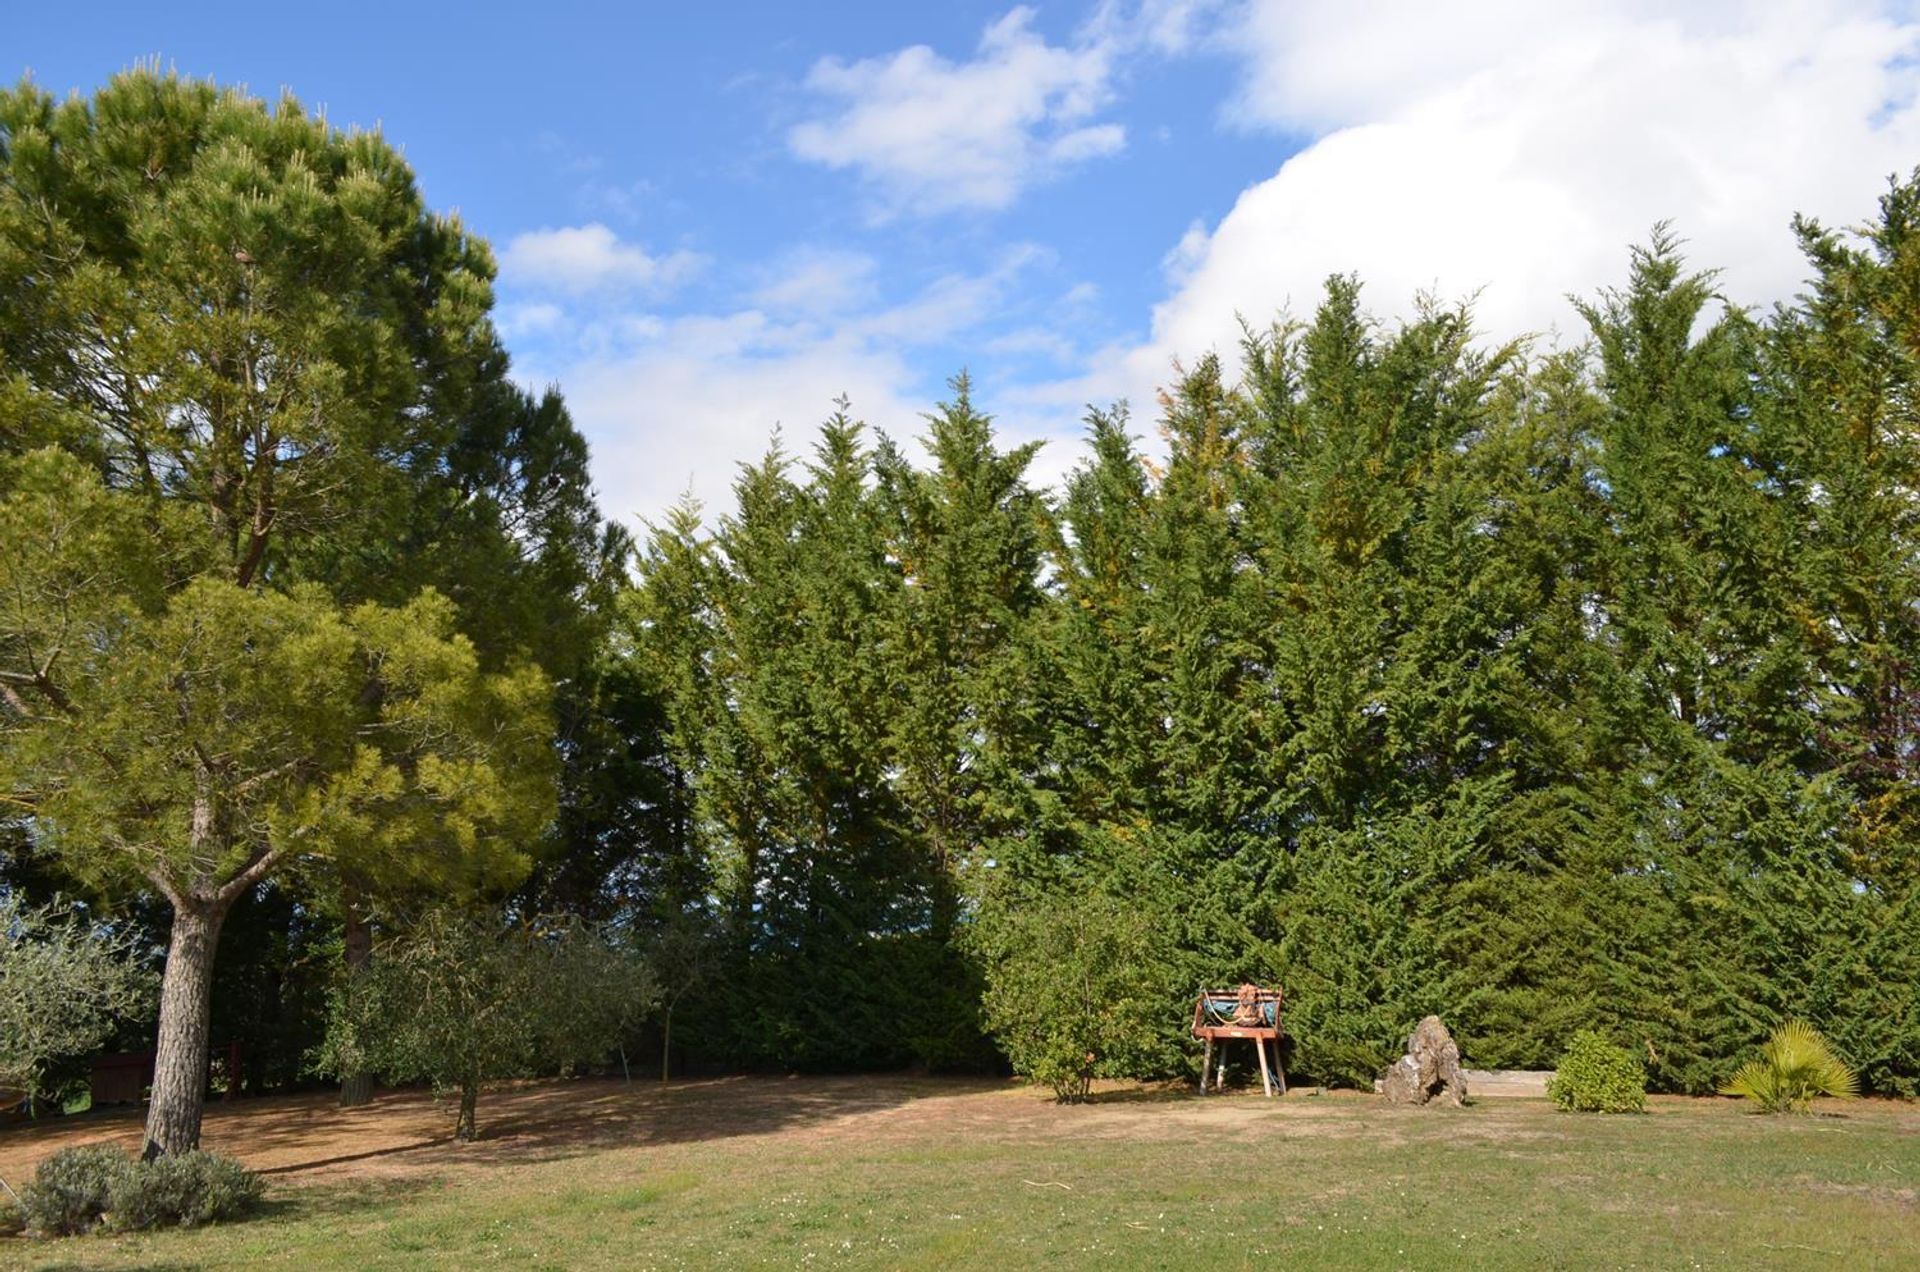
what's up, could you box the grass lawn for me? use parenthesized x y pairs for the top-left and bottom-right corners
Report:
(1, 1075), (1915, 1269)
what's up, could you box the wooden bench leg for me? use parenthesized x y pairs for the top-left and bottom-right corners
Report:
(1257, 1038), (1274, 1097)
(1200, 1037), (1214, 1094)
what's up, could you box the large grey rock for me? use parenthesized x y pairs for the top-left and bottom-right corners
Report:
(1377, 1015), (1468, 1107)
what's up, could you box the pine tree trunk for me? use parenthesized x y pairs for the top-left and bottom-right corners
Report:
(455, 1078), (479, 1142)
(338, 897), (375, 1108)
(660, 1007), (672, 1083)
(142, 898), (227, 1160)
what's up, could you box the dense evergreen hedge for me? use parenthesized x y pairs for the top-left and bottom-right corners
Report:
(627, 196), (1920, 1093)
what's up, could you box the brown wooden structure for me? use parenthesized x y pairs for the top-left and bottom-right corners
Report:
(1192, 984), (1286, 1097)
(89, 1041), (244, 1106)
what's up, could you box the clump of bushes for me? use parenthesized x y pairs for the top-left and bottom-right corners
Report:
(977, 884), (1178, 1103)
(106, 1151), (263, 1232)
(15, 1143), (262, 1237)
(1547, 1031), (1647, 1113)
(1723, 1020), (1858, 1113)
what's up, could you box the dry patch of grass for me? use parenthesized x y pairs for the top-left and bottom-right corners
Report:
(3, 1076), (1917, 1269)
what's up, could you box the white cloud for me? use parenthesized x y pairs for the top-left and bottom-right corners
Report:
(513, 250), (1052, 524)
(499, 223), (703, 297)
(521, 2), (1920, 527)
(1060, 281), (1101, 310)
(495, 301), (565, 340)
(849, 244), (1052, 345)
(788, 7), (1126, 216)
(751, 248), (879, 316)
(1110, 0), (1920, 400)
(533, 323), (923, 528)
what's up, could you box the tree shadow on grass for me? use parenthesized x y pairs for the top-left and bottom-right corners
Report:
(1081, 1081), (1195, 1105)
(456, 1073), (1009, 1165)
(257, 1172), (438, 1222)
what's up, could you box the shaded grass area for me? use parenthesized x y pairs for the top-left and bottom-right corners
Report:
(3, 1079), (1916, 1270)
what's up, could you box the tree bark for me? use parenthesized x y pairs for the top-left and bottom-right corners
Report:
(660, 1006), (672, 1083)
(455, 1078), (479, 1142)
(337, 896), (375, 1107)
(142, 897), (227, 1160)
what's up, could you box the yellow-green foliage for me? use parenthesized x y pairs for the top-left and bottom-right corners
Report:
(1722, 1020), (1859, 1113)
(1547, 1031), (1647, 1113)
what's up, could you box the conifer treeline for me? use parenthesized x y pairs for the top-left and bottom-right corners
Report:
(623, 194), (1920, 1094)
(6, 71), (1916, 1099)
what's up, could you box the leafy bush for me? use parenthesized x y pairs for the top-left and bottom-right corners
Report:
(106, 1150), (262, 1231)
(15, 1144), (261, 1237)
(316, 909), (656, 1140)
(0, 1184), (25, 1237)
(978, 885), (1176, 1103)
(1722, 1020), (1859, 1113)
(1, 896), (155, 1107)
(1547, 1031), (1646, 1113)
(18, 1143), (134, 1236)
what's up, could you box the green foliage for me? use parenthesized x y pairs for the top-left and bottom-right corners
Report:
(17, 1143), (134, 1236)
(11, 64), (1920, 1105)
(0, 460), (556, 908)
(0, 895), (154, 1104)
(0, 70), (500, 588)
(15, 1144), (260, 1237)
(602, 183), (1920, 1092)
(1722, 1020), (1860, 1113)
(1548, 1032), (1647, 1113)
(0, 68), (605, 1146)
(315, 909), (655, 1139)
(105, 1151), (263, 1232)
(977, 877), (1180, 1102)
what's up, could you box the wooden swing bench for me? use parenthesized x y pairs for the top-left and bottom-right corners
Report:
(1192, 985), (1287, 1097)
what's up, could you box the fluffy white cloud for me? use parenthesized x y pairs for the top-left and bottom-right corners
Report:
(788, 7), (1125, 216)
(539, 324), (923, 527)
(1114, 0), (1920, 403)
(499, 223), (703, 297)
(494, 301), (565, 340)
(511, 249), (1054, 524)
(521, 2), (1920, 527)
(751, 248), (879, 316)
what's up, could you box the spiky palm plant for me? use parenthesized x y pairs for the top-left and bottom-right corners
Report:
(1721, 1020), (1859, 1113)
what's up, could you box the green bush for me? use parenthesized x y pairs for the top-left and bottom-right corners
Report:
(1547, 1031), (1647, 1113)
(1722, 1020), (1859, 1113)
(16, 1144), (262, 1237)
(106, 1150), (263, 1231)
(18, 1143), (134, 1236)
(977, 885), (1177, 1103)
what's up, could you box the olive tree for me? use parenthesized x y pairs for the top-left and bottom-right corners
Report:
(0, 895), (154, 1107)
(316, 909), (656, 1140)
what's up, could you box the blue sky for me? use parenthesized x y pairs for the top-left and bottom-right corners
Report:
(15, 2), (1920, 526)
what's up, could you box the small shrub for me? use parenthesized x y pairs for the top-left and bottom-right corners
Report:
(1722, 1019), (1858, 1113)
(18, 1143), (134, 1236)
(106, 1150), (262, 1231)
(1547, 1031), (1646, 1113)
(978, 885), (1177, 1103)
(15, 1145), (262, 1238)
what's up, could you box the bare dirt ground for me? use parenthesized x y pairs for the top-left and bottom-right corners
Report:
(0, 1073), (1524, 1188)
